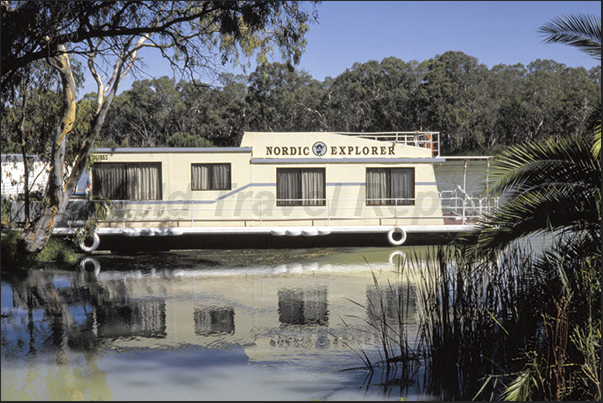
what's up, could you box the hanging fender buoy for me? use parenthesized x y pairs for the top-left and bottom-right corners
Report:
(79, 232), (100, 253)
(387, 227), (407, 246)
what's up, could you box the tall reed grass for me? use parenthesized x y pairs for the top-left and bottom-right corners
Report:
(343, 234), (600, 401)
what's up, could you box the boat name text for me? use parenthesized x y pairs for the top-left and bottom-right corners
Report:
(265, 145), (395, 157)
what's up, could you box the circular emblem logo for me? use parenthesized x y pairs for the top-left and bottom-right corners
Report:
(312, 141), (327, 156)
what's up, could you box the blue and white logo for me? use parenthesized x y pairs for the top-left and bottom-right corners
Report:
(312, 141), (327, 156)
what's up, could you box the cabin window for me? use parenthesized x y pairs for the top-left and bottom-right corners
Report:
(191, 163), (231, 190)
(92, 162), (162, 200)
(277, 168), (325, 206)
(366, 168), (415, 206)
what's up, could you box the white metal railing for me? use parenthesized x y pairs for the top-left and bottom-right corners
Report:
(49, 190), (497, 230)
(334, 131), (440, 157)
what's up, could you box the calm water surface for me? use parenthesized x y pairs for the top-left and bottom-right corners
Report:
(2, 161), (524, 401)
(2, 246), (432, 401)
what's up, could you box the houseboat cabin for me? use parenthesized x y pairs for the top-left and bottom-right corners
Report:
(55, 131), (486, 252)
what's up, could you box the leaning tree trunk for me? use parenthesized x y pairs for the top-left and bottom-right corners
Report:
(19, 48), (78, 253)
(18, 46), (125, 254)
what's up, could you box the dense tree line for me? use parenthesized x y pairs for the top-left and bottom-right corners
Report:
(85, 51), (601, 155)
(3, 51), (600, 156)
(2, 56), (600, 155)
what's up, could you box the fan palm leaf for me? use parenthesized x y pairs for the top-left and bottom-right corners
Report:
(477, 135), (601, 253)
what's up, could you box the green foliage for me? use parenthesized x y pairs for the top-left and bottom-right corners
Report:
(1, 197), (10, 226)
(477, 135), (601, 253)
(36, 237), (79, 265)
(1, 230), (79, 269)
(246, 62), (326, 131)
(72, 200), (113, 249)
(167, 133), (214, 148)
(1, 230), (23, 267)
(77, 55), (600, 154)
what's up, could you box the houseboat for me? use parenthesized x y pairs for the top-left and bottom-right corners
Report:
(51, 131), (493, 252)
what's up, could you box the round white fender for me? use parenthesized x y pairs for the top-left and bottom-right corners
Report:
(387, 227), (407, 246)
(301, 228), (319, 236)
(79, 232), (100, 253)
(389, 250), (407, 266)
(79, 257), (101, 275)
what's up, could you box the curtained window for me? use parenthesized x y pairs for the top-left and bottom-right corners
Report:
(366, 168), (415, 206)
(277, 168), (325, 206)
(191, 163), (231, 190)
(92, 162), (162, 200)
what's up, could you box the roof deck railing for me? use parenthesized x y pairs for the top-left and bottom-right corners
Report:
(334, 131), (440, 157)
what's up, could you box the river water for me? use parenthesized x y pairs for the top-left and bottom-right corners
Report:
(2, 160), (514, 401)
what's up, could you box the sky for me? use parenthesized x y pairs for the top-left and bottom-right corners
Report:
(82, 1), (601, 95)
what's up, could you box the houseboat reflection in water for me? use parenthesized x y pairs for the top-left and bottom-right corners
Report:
(3, 247), (419, 355)
(2, 247), (431, 400)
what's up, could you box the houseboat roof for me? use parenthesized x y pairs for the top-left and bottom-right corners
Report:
(94, 131), (442, 160)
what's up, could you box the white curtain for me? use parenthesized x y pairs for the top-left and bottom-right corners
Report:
(301, 168), (325, 206)
(192, 164), (230, 190)
(390, 168), (414, 205)
(278, 169), (324, 206)
(128, 163), (161, 200)
(93, 163), (127, 200)
(366, 168), (414, 205)
(191, 165), (210, 190)
(211, 164), (230, 190)
(277, 169), (301, 205)
(366, 169), (388, 205)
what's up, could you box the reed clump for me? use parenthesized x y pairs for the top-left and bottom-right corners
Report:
(343, 234), (600, 401)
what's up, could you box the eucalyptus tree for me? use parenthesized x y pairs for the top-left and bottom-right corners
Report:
(1, 1), (319, 253)
(179, 74), (248, 146)
(324, 57), (421, 132)
(416, 51), (491, 154)
(0, 59), (86, 223)
(245, 62), (326, 132)
(486, 63), (528, 149)
(100, 76), (180, 147)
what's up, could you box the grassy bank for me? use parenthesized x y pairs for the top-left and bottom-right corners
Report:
(1, 230), (81, 270)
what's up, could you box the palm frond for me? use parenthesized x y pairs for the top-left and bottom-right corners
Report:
(478, 135), (601, 253)
(593, 124), (601, 159)
(538, 14), (601, 60)
(487, 135), (599, 196)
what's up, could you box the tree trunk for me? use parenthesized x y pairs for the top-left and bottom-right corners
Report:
(18, 49), (121, 254)
(20, 149), (30, 227)
(19, 48), (78, 254)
